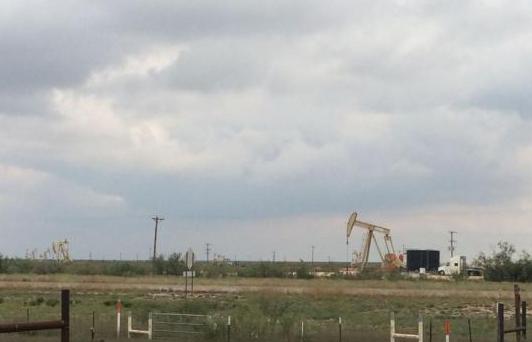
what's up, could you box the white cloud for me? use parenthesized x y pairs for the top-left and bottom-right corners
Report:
(87, 46), (182, 86)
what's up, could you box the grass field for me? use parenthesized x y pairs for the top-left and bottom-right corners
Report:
(0, 274), (526, 341)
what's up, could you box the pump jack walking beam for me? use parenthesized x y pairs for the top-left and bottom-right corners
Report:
(346, 212), (396, 271)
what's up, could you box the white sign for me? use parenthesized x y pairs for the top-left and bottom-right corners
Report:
(185, 248), (195, 270)
(182, 271), (196, 277)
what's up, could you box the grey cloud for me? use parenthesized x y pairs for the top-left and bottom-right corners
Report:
(160, 40), (268, 92)
(2, 1), (532, 259)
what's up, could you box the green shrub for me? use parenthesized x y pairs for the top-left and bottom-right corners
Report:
(28, 297), (44, 306)
(45, 298), (59, 307)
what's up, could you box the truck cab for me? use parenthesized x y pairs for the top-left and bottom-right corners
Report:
(438, 256), (466, 275)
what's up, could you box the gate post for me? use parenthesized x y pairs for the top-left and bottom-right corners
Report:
(148, 312), (153, 340)
(338, 317), (342, 342)
(390, 312), (395, 342)
(418, 314), (423, 342)
(227, 315), (231, 342)
(61, 289), (70, 342)
(127, 312), (131, 339)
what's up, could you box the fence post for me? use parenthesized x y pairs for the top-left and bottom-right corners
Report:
(127, 312), (131, 339)
(468, 318), (472, 342)
(418, 314), (423, 342)
(148, 312), (153, 340)
(61, 289), (70, 342)
(497, 303), (504, 342)
(338, 317), (342, 342)
(522, 301), (527, 339)
(390, 312), (395, 342)
(429, 318), (432, 342)
(227, 315), (231, 342)
(515, 285), (521, 342)
(91, 311), (95, 341)
(300, 320), (304, 341)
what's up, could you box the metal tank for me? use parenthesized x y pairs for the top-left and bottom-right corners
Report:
(406, 249), (440, 273)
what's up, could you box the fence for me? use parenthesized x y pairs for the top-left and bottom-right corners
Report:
(0, 289), (70, 342)
(0, 284), (527, 342)
(497, 284), (527, 342)
(151, 312), (211, 339)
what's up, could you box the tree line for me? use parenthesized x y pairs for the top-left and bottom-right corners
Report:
(1, 241), (531, 282)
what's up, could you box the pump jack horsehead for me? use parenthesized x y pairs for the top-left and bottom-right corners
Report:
(346, 212), (403, 272)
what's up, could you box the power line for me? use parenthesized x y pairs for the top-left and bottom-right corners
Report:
(152, 216), (165, 261)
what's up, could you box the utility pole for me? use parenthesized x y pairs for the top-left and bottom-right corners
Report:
(272, 250), (276, 263)
(205, 243), (211, 263)
(449, 231), (457, 257)
(152, 216), (165, 261)
(311, 245), (315, 269)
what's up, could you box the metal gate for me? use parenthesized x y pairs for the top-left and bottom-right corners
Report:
(152, 313), (211, 339)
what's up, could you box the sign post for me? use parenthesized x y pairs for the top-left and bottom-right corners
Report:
(185, 249), (195, 297)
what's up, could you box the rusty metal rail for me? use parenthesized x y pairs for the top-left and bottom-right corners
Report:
(0, 289), (70, 342)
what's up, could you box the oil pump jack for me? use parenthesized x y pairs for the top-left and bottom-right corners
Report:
(346, 212), (403, 272)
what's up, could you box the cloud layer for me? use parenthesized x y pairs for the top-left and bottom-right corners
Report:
(2, 1), (532, 261)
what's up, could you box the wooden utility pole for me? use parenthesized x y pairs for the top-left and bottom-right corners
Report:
(205, 243), (211, 263)
(152, 216), (164, 261)
(449, 231), (457, 257)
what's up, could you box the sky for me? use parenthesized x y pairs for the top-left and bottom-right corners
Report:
(2, 0), (532, 262)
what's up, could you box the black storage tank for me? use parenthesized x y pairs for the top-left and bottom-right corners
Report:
(406, 249), (440, 272)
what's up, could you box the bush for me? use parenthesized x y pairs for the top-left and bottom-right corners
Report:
(475, 241), (532, 282)
(104, 261), (147, 276)
(45, 298), (59, 307)
(295, 262), (313, 279)
(32, 261), (64, 274)
(28, 297), (44, 306)
(152, 255), (167, 275)
(167, 253), (186, 276)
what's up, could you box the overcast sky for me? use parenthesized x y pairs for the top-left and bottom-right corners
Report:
(2, 1), (532, 262)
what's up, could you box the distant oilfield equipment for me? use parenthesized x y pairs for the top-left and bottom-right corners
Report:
(25, 239), (71, 263)
(346, 212), (403, 272)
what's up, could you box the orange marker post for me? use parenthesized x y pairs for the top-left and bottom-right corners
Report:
(444, 320), (451, 342)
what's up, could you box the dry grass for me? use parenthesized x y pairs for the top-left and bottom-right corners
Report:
(0, 273), (526, 300)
